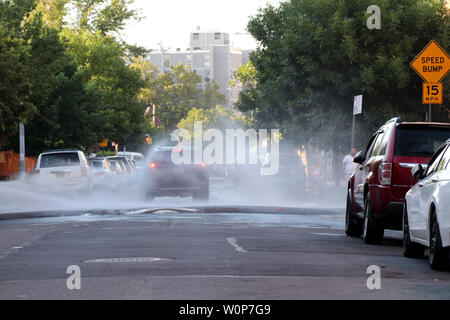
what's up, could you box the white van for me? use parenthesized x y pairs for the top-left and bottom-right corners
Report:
(35, 150), (93, 192)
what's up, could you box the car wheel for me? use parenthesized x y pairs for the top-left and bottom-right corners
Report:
(429, 212), (450, 270)
(362, 193), (384, 245)
(345, 189), (362, 237)
(402, 204), (425, 258)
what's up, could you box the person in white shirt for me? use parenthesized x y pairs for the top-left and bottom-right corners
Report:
(343, 148), (358, 180)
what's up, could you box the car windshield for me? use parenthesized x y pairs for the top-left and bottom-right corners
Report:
(394, 127), (450, 157)
(40, 153), (80, 168)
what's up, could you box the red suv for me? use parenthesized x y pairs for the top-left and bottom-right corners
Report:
(345, 117), (450, 244)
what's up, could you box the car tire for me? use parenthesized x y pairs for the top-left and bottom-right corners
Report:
(429, 212), (450, 270)
(402, 204), (425, 258)
(345, 189), (362, 237)
(362, 193), (384, 245)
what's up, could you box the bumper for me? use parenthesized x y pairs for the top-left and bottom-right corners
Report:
(370, 185), (404, 231)
(148, 186), (206, 197)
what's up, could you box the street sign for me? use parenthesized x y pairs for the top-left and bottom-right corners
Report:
(423, 83), (443, 104)
(410, 40), (450, 83)
(353, 95), (363, 115)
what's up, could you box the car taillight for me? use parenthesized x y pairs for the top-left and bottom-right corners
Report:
(201, 162), (207, 168)
(81, 167), (87, 177)
(149, 162), (157, 169)
(379, 162), (392, 186)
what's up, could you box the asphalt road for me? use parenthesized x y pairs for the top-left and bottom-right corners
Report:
(1, 204), (450, 300)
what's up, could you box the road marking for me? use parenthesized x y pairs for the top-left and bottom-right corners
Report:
(226, 237), (247, 253)
(84, 257), (173, 263)
(311, 233), (345, 237)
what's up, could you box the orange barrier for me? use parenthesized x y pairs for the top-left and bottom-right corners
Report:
(0, 151), (37, 180)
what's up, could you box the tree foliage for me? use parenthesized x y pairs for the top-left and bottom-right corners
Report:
(131, 58), (227, 132)
(177, 105), (243, 136)
(0, 0), (149, 155)
(240, 0), (450, 152)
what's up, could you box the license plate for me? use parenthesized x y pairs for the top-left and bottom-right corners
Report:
(55, 173), (67, 178)
(173, 167), (184, 174)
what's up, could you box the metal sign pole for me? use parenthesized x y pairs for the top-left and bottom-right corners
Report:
(351, 114), (355, 148)
(429, 104), (432, 122)
(19, 122), (25, 177)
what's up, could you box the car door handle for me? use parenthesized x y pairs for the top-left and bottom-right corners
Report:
(418, 182), (424, 187)
(432, 177), (439, 183)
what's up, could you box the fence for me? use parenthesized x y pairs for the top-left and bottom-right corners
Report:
(0, 151), (37, 180)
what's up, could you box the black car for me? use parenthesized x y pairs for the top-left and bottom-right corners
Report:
(261, 152), (307, 194)
(146, 146), (209, 201)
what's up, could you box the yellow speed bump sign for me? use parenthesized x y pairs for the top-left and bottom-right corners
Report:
(410, 40), (450, 83)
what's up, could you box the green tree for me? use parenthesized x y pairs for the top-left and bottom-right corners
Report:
(177, 105), (243, 136)
(63, 29), (147, 149)
(72, 0), (140, 34)
(241, 0), (449, 152)
(131, 59), (226, 132)
(0, 0), (66, 140)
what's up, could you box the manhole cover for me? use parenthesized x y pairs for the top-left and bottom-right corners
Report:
(83, 257), (172, 263)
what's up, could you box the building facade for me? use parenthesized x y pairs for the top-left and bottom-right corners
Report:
(148, 29), (250, 108)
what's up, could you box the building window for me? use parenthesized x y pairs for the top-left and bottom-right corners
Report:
(193, 33), (200, 40)
(214, 33), (221, 40)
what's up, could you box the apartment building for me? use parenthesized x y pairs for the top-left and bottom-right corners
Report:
(148, 29), (250, 108)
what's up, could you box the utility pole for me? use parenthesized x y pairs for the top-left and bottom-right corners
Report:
(19, 122), (25, 178)
(429, 104), (432, 122)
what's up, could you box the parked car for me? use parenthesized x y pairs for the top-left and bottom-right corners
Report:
(107, 156), (135, 175)
(35, 149), (92, 192)
(346, 118), (450, 244)
(146, 146), (209, 201)
(261, 151), (307, 194)
(109, 160), (126, 176)
(89, 158), (116, 189)
(403, 139), (450, 270)
(118, 152), (144, 169)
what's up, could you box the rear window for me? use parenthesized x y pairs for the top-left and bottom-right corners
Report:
(394, 127), (450, 157)
(40, 153), (80, 168)
(152, 151), (174, 164)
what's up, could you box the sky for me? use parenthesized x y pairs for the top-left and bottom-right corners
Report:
(121, 0), (283, 51)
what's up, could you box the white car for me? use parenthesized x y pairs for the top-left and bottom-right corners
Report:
(403, 139), (450, 270)
(35, 149), (93, 192)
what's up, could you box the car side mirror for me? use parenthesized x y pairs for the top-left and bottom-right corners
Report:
(412, 164), (425, 180)
(353, 151), (365, 164)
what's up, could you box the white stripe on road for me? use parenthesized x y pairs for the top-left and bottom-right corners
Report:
(226, 237), (247, 253)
